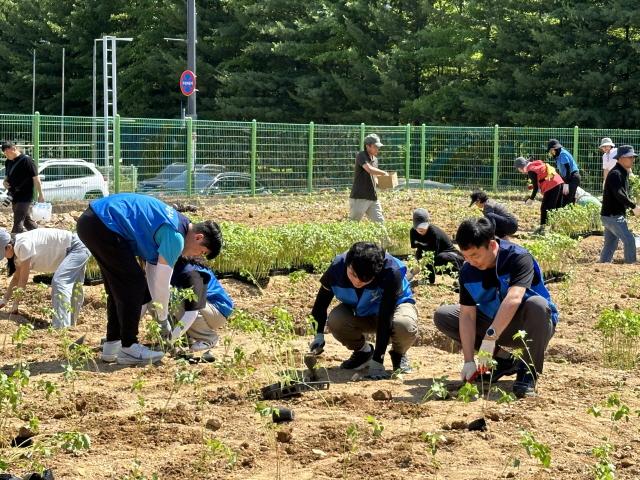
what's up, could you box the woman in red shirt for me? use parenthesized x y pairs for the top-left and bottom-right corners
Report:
(514, 157), (564, 230)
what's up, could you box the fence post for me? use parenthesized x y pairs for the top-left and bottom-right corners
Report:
(32, 112), (40, 168)
(420, 124), (426, 188)
(307, 121), (314, 194)
(359, 123), (365, 149)
(573, 125), (579, 163)
(114, 114), (121, 193)
(405, 123), (411, 188)
(250, 119), (257, 196)
(186, 117), (193, 196)
(492, 124), (499, 192)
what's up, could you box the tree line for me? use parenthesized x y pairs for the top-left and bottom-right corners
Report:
(0, 0), (639, 127)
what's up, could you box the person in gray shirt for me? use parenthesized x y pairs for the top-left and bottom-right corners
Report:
(349, 134), (390, 223)
(470, 190), (518, 238)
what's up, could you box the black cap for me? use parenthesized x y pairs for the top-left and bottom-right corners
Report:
(615, 145), (638, 159)
(547, 139), (562, 151)
(469, 190), (488, 207)
(412, 208), (430, 229)
(1, 141), (15, 151)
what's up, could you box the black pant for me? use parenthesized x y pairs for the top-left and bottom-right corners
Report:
(561, 171), (581, 206)
(485, 213), (518, 238)
(76, 207), (147, 347)
(540, 185), (563, 225)
(418, 249), (464, 283)
(11, 201), (38, 233)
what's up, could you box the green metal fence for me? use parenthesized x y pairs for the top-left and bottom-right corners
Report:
(0, 113), (634, 202)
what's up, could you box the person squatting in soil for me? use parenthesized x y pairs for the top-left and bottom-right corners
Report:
(469, 190), (518, 239)
(547, 139), (580, 206)
(0, 227), (90, 329)
(409, 208), (464, 284)
(599, 145), (640, 264)
(349, 134), (390, 223)
(167, 256), (234, 352)
(514, 156), (564, 232)
(308, 242), (418, 379)
(76, 193), (223, 366)
(1, 141), (45, 233)
(433, 217), (558, 398)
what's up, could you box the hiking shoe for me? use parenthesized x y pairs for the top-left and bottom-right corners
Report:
(340, 344), (374, 370)
(478, 355), (520, 382)
(389, 350), (413, 374)
(101, 340), (121, 363)
(190, 341), (213, 353)
(512, 369), (537, 398)
(116, 343), (164, 365)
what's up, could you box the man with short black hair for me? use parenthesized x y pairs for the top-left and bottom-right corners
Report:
(1, 141), (45, 233)
(599, 145), (640, 264)
(308, 242), (418, 379)
(76, 193), (223, 366)
(469, 190), (518, 238)
(349, 134), (389, 223)
(433, 217), (557, 398)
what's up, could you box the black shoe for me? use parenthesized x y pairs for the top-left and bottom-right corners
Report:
(389, 350), (412, 374)
(478, 355), (520, 383)
(512, 368), (537, 398)
(340, 344), (374, 370)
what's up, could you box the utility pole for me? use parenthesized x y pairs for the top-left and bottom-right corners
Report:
(32, 50), (36, 114)
(187, 0), (197, 119)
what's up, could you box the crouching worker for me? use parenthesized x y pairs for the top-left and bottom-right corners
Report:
(308, 242), (418, 379)
(76, 193), (222, 365)
(433, 218), (558, 398)
(0, 228), (90, 328)
(410, 208), (464, 284)
(469, 190), (518, 238)
(168, 257), (234, 352)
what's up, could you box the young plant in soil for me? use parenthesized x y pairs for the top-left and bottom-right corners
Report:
(254, 402), (283, 479)
(519, 430), (551, 468)
(365, 415), (384, 439)
(342, 423), (360, 480)
(420, 431), (446, 470)
(595, 308), (640, 370)
(122, 460), (159, 480)
(11, 323), (34, 364)
(0, 365), (30, 448)
(162, 358), (200, 420)
(201, 437), (238, 471)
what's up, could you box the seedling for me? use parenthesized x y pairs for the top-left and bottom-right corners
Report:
(519, 430), (551, 468)
(343, 423), (360, 479)
(202, 437), (237, 470)
(366, 415), (384, 438)
(162, 358), (200, 418)
(421, 431), (446, 465)
(456, 382), (479, 403)
(491, 386), (516, 404)
(422, 376), (450, 402)
(595, 308), (640, 370)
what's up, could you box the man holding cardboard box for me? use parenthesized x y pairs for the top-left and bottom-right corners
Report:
(349, 133), (390, 223)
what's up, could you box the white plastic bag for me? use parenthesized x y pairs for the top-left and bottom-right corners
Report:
(32, 202), (52, 222)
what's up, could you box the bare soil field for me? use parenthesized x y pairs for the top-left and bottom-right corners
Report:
(1, 189), (639, 480)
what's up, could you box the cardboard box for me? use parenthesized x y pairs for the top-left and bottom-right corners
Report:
(377, 171), (398, 189)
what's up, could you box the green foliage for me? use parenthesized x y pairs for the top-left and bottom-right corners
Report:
(53, 431), (91, 454)
(456, 382), (479, 403)
(595, 308), (640, 370)
(421, 431), (446, 457)
(520, 430), (551, 468)
(365, 415), (384, 438)
(12, 323), (34, 350)
(492, 387), (517, 404)
(422, 376), (449, 402)
(592, 443), (616, 480)
(203, 438), (237, 469)
(547, 203), (602, 237)
(522, 233), (578, 274)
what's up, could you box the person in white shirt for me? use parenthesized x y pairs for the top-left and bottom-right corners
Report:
(600, 137), (618, 187)
(0, 228), (90, 328)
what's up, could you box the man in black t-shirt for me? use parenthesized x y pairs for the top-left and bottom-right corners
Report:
(469, 190), (518, 238)
(349, 134), (389, 223)
(433, 218), (557, 398)
(1, 141), (44, 233)
(410, 208), (464, 283)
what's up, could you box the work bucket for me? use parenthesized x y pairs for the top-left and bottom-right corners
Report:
(32, 202), (52, 222)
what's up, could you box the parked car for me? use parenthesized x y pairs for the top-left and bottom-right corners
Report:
(202, 172), (270, 196)
(137, 163), (226, 192)
(0, 158), (108, 202)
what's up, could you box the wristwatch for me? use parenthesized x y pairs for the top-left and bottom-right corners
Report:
(485, 327), (498, 340)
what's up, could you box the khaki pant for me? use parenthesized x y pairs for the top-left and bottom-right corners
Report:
(187, 303), (227, 347)
(349, 198), (385, 223)
(326, 302), (418, 354)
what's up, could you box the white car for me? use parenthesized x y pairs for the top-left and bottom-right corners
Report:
(1, 158), (109, 202)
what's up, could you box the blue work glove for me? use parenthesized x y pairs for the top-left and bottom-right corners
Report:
(365, 359), (389, 380)
(309, 333), (325, 354)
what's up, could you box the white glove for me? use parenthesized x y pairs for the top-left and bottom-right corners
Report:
(145, 263), (173, 322)
(477, 339), (496, 373)
(524, 198), (533, 206)
(562, 184), (569, 195)
(309, 333), (325, 354)
(170, 310), (198, 342)
(460, 361), (478, 381)
(633, 206), (640, 217)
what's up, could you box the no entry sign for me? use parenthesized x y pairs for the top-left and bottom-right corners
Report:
(180, 70), (196, 96)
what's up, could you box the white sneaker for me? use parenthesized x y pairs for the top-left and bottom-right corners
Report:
(190, 341), (212, 353)
(101, 340), (121, 363)
(117, 343), (164, 365)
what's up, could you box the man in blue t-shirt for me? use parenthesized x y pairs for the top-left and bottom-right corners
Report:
(308, 242), (418, 379)
(434, 217), (557, 398)
(548, 138), (580, 206)
(76, 193), (223, 366)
